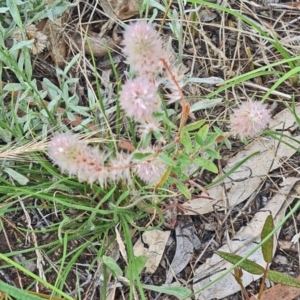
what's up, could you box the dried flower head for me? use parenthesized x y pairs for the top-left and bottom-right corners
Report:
(133, 147), (166, 185)
(119, 77), (161, 123)
(12, 24), (47, 54)
(230, 100), (271, 138)
(122, 21), (167, 77)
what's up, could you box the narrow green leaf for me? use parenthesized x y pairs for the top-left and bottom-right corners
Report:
(187, 77), (224, 85)
(217, 251), (264, 275)
(132, 152), (152, 160)
(205, 132), (219, 147)
(175, 180), (191, 200)
(4, 168), (29, 185)
(142, 284), (191, 299)
(153, 129), (166, 144)
(158, 153), (174, 166)
(184, 120), (206, 131)
(194, 157), (218, 173)
(195, 134), (204, 146)
(24, 48), (32, 79)
(0, 7), (9, 13)
(103, 255), (123, 278)
(3, 82), (25, 91)
(177, 152), (192, 165)
(0, 251), (73, 300)
(125, 257), (147, 283)
(135, 255), (148, 276)
(190, 98), (223, 112)
(6, 0), (23, 28)
(261, 215), (274, 263)
(0, 280), (44, 299)
(161, 114), (178, 129)
(267, 270), (300, 288)
(205, 151), (260, 188)
(63, 53), (80, 76)
(224, 138), (232, 150)
(180, 130), (193, 153)
(9, 40), (34, 52)
(205, 148), (222, 159)
(197, 124), (209, 141)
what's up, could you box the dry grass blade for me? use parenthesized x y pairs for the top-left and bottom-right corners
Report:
(0, 140), (48, 161)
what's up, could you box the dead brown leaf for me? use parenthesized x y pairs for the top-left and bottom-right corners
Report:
(133, 228), (170, 274)
(73, 31), (121, 57)
(100, 0), (139, 21)
(42, 9), (69, 67)
(11, 24), (48, 55)
(249, 275), (300, 300)
(278, 240), (298, 253)
(193, 177), (299, 300)
(183, 104), (300, 215)
(43, 24), (67, 67)
(165, 216), (195, 284)
(118, 139), (135, 152)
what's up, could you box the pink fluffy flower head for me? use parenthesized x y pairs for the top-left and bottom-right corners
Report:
(48, 133), (109, 187)
(122, 21), (167, 77)
(230, 100), (271, 138)
(107, 152), (132, 185)
(48, 133), (87, 176)
(133, 147), (166, 185)
(119, 77), (161, 123)
(79, 147), (109, 187)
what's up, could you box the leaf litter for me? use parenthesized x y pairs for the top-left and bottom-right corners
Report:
(133, 229), (170, 275)
(182, 104), (300, 215)
(193, 177), (300, 300)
